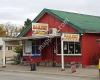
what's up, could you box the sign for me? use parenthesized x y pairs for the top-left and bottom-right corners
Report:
(61, 33), (80, 42)
(98, 59), (100, 69)
(32, 23), (48, 36)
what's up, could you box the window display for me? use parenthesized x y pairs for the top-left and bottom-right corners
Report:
(63, 41), (81, 55)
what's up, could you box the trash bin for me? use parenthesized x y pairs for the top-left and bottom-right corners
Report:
(30, 63), (36, 71)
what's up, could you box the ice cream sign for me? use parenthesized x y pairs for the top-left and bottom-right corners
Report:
(61, 33), (80, 42)
(32, 23), (48, 36)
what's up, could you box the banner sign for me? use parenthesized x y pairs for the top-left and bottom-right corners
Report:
(32, 23), (48, 36)
(61, 33), (80, 42)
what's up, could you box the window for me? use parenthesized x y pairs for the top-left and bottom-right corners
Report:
(68, 42), (74, 54)
(32, 40), (41, 56)
(0, 46), (2, 50)
(57, 41), (81, 56)
(57, 38), (61, 54)
(63, 42), (68, 54)
(63, 42), (81, 55)
(8, 46), (12, 50)
(25, 40), (32, 53)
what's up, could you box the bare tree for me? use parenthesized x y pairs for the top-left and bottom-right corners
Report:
(4, 22), (22, 37)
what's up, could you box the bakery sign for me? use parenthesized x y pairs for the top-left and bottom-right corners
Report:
(32, 23), (48, 36)
(61, 33), (80, 42)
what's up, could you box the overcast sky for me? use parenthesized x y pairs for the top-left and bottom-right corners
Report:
(0, 0), (100, 26)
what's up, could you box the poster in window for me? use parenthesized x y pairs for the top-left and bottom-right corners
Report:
(25, 40), (32, 54)
(63, 42), (68, 54)
(75, 42), (80, 54)
(68, 42), (74, 54)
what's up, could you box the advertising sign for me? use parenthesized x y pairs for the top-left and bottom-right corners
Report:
(32, 23), (48, 36)
(61, 33), (80, 42)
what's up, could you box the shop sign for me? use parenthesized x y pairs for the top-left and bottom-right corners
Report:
(32, 23), (48, 36)
(61, 33), (80, 42)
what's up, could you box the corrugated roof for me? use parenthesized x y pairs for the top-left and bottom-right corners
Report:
(18, 8), (100, 37)
(47, 9), (100, 33)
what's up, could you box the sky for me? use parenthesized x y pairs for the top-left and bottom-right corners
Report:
(0, 0), (100, 26)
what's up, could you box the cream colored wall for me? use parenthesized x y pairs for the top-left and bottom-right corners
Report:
(0, 49), (17, 59)
(0, 50), (3, 61)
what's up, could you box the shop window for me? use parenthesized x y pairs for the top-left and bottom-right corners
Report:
(57, 41), (81, 55)
(32, 46), (35, 53)
(63, 42), (81, 55)
(24, 40), (32, 54)
(68, 42), (74, 54)
(8, 46), (12, 50)
(63, 42), (68, 54)
(75, 42), (81, 54)
(32, 40), (41, 56)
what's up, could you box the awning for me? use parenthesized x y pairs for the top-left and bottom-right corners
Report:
(2, 33), (61, 41)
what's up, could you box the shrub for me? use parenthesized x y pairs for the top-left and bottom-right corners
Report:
(13, 46), (23, 64)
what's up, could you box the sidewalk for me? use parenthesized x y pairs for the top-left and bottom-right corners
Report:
(0, 64), (99, 78)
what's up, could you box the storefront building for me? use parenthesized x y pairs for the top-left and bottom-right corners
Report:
(18, 8), (100, 67)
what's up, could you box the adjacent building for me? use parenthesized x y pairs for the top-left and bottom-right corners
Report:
(0, 37), (18, 64)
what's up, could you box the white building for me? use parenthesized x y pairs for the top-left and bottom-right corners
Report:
(0, 37), (19, 64)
